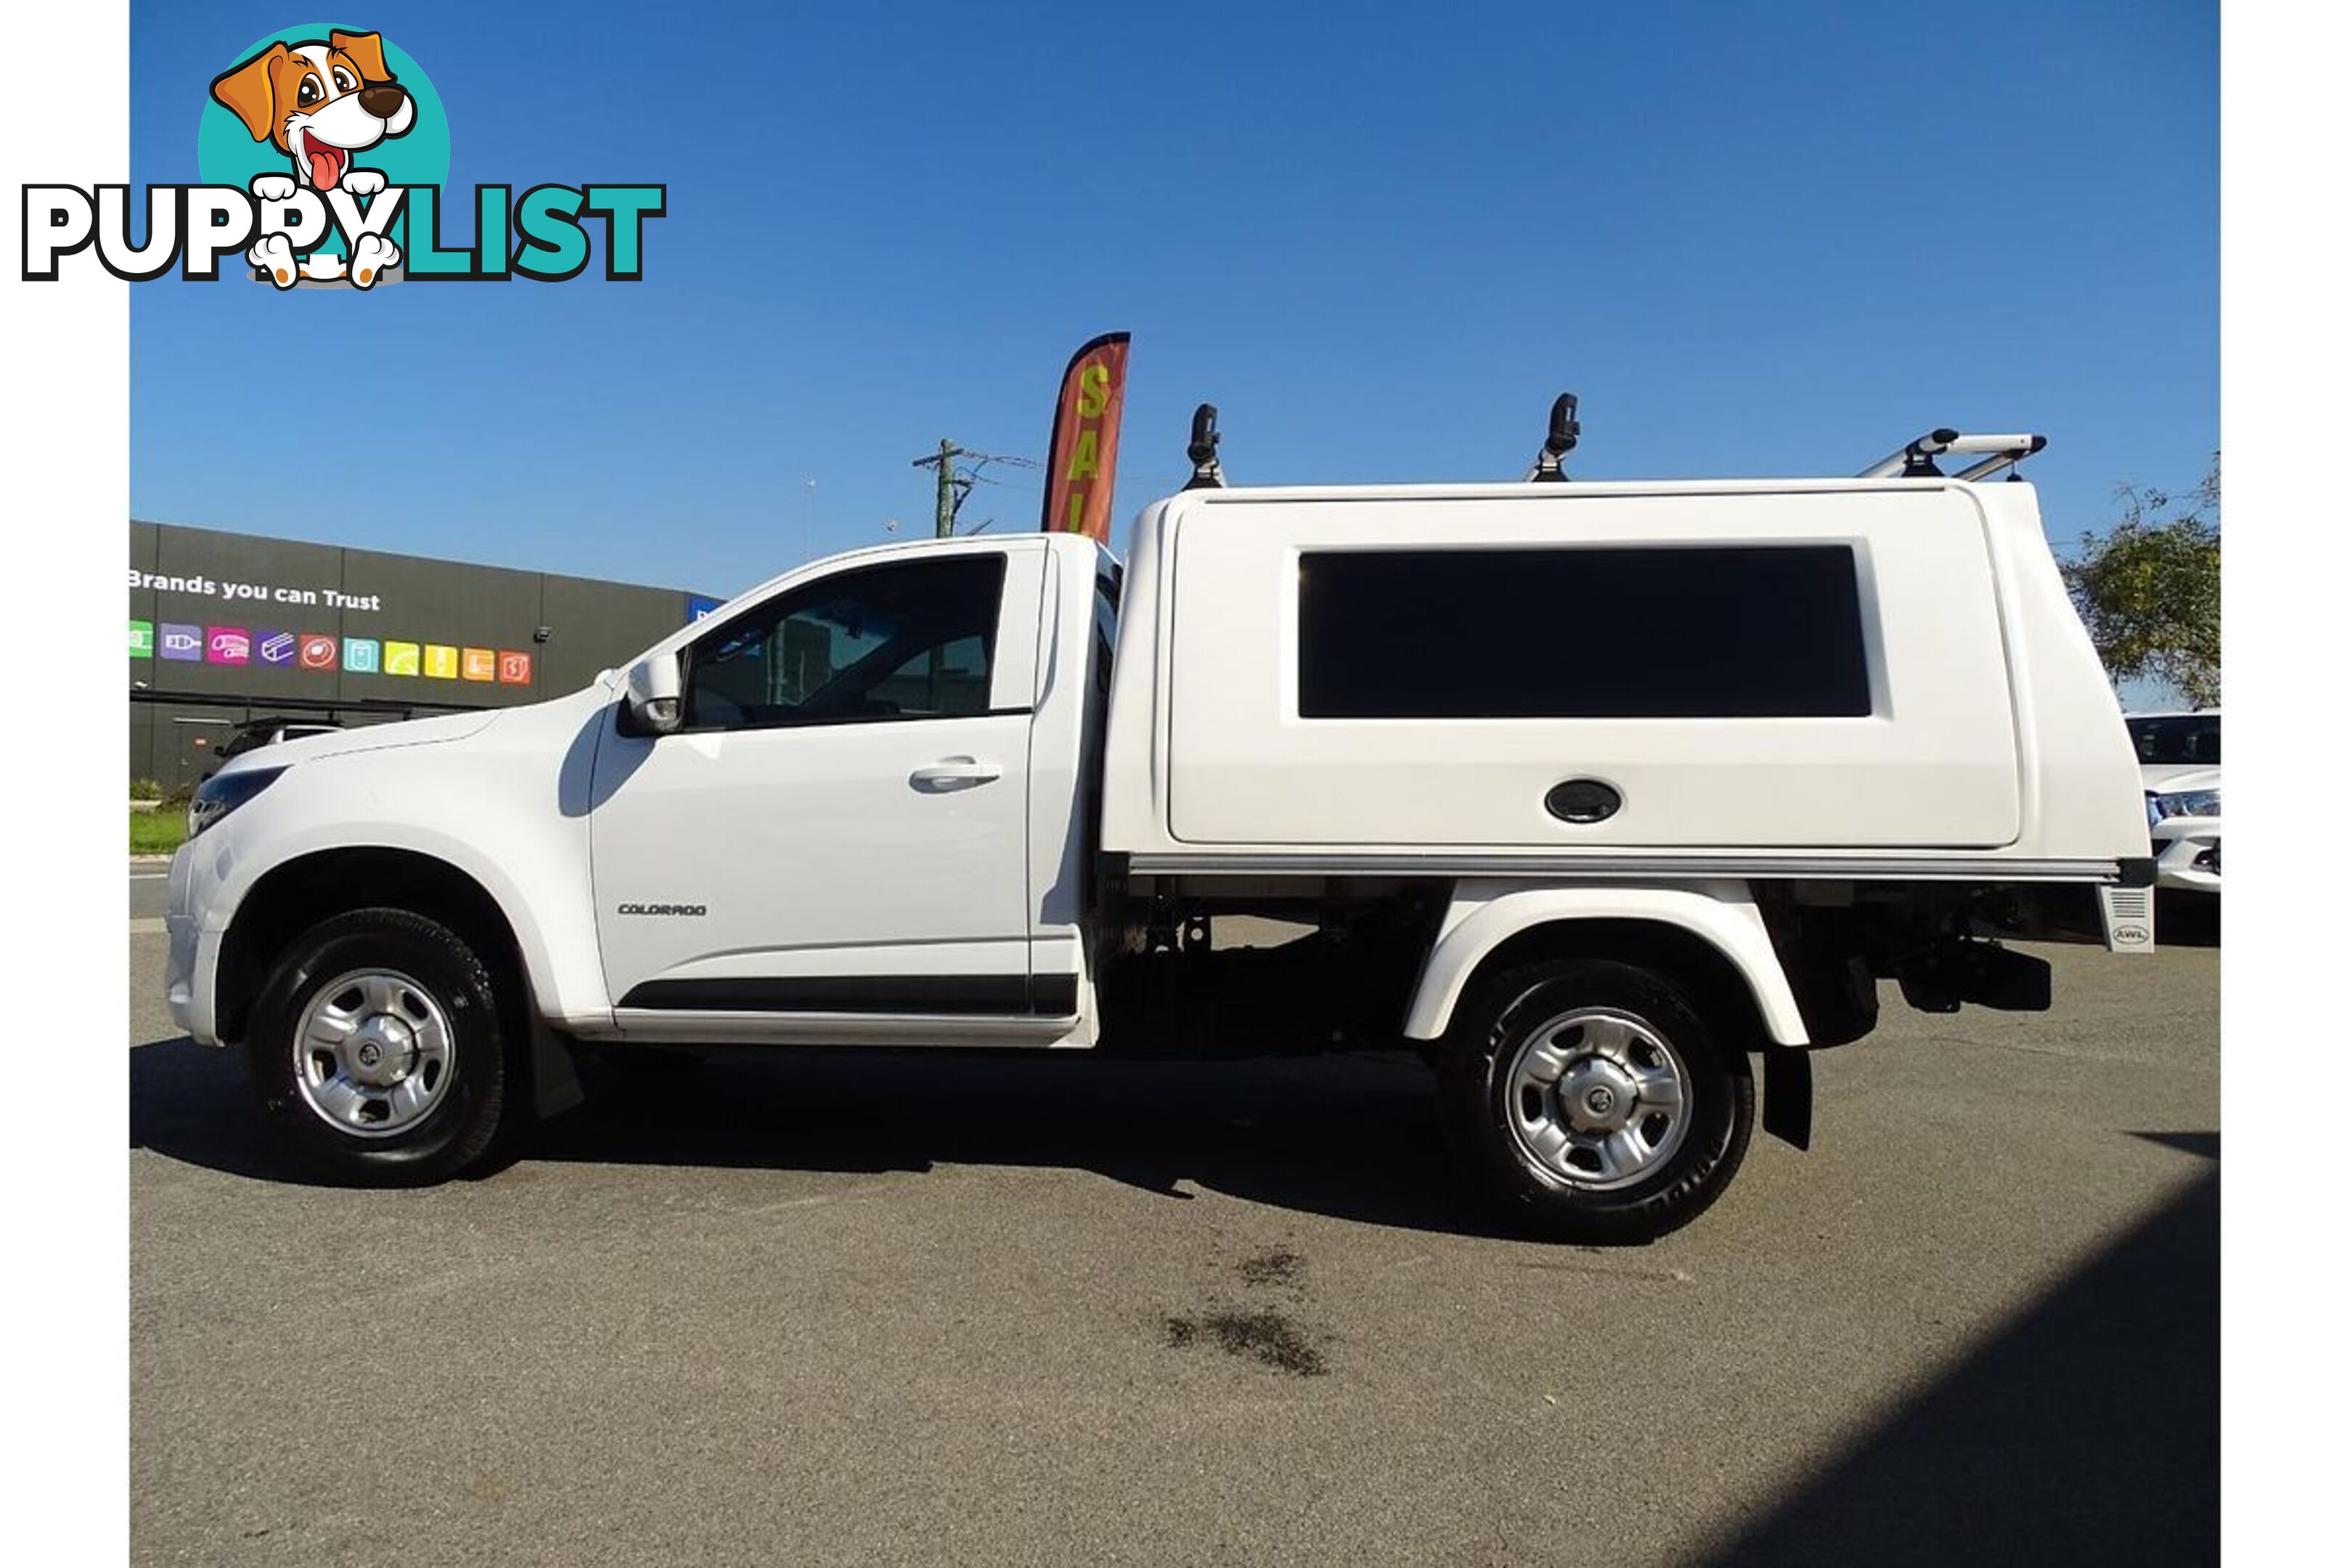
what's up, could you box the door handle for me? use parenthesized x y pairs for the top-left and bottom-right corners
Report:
(910, 756), (1003, 792)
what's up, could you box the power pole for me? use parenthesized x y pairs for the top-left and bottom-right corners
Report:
(910, 441), (1040, 538)
(930, 438), (957, 538)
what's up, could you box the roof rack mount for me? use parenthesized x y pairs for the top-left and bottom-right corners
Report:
(1183, 403), (1224, 490)
(1526, 393), (1581, 483)
(1859, 428), (2048, 481)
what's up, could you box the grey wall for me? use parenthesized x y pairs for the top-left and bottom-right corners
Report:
(130, 520), (701, 787)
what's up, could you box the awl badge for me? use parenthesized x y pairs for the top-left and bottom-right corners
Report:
(20, 25), (663, 290)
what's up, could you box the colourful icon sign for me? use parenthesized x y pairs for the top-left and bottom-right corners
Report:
(135, 617), (547, 684)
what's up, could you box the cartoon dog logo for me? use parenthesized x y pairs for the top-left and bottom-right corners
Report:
(209, 30), (413, 289)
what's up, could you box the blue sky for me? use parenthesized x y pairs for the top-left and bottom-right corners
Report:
(132, 0), (2217, 611)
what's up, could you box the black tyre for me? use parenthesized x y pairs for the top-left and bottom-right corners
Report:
(244, 908), (516, 1184)
(1440, 957), (1754, 1244)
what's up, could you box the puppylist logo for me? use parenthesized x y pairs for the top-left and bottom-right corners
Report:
(22, 23), (663, 288)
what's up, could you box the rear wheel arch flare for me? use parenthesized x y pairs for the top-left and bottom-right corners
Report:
(1442, 916), (1781, 1057)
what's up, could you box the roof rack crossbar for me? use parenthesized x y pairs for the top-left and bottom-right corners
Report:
(1951, 435), (2051, 482)
(1858, 429), (2047, 480)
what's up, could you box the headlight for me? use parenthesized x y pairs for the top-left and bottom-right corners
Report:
(2147, 787), (2221, 825)
(188, 766), (286, 838)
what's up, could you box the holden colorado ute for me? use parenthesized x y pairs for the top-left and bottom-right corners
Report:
(164, 412), (2155, 1242)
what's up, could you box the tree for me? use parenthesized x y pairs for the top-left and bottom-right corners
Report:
(2060, 458), (2221, 708)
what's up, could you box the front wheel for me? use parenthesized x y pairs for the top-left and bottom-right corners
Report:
(244, 908), (516, 1184)
(1440, 957), (1754, 1244)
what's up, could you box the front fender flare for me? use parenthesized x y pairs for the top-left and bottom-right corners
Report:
(1402, 879), (1809, 1046)
(197, 819), (606, 1035)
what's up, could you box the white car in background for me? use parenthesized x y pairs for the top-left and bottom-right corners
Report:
(2127, 709), (2221, 895)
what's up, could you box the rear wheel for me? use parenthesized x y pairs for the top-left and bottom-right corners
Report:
(244, 908), (516, 1184)
(1440, 957), (1753, 1244)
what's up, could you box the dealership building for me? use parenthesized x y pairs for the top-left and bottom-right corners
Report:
(130, 520), (714, 788)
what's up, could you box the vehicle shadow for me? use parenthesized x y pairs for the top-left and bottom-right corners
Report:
(129, 1037), (309, 1184)
(2157, 891), (2221, 947)
(1697, 1151), (2218, 1566)
(129, 1034), (1516, 1237)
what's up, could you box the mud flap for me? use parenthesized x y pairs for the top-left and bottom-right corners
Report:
(530, 1020), (584, 1120)
(1761, 1047), (1813, 1151)
(2099, 884), (2157, 952)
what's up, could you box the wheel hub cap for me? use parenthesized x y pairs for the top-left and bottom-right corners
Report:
(343, 1016), (416, 1087)
(1561, 1059), (1641, 1133)
(1503, 1007), (1693, 1191)
(290, 968), (456, 1138)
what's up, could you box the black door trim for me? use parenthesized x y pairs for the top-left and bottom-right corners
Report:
(619, 973), (1080, 1016)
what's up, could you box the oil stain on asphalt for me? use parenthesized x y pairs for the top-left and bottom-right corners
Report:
(1233, 1247), (1304, 1289)
(1164, 1248), (1330, 1376)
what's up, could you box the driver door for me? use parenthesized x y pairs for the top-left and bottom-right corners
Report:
(589, 542), (1047, 1035)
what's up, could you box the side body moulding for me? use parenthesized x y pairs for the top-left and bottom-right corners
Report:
(1401, 879), (1810, 1046)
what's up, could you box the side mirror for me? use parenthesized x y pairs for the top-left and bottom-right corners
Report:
(621, 653), (685, 736)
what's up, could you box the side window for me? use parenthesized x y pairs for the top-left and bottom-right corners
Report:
(1297, 545), (1873, 719)
(870, 633), (991, 714)
(683, 555), (1005, 731)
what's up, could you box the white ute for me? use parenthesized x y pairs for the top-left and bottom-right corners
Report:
(165, 407), (2155, 1242)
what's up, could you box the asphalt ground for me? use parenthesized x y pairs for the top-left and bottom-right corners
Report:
(129, 867), (2218, 1567)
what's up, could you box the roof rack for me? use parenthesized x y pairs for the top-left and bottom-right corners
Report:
(1859, 428), (2049, 481)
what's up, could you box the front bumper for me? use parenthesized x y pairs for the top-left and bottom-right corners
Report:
(163, 840), (226, 1045)
(2149, 815), (2221, 895)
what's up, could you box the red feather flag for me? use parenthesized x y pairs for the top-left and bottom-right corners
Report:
(1039, 332), (1131, 544)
